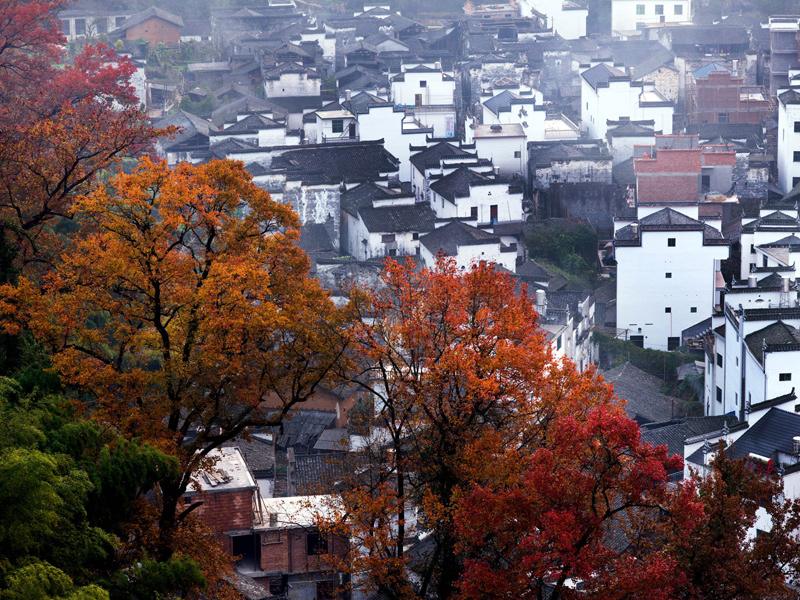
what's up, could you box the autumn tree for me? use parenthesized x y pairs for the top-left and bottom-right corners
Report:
(0, 0), (161, 274)
(316, 257), (620, 600)
(454, 402), (685, 600)
(5, 158), (349, 568)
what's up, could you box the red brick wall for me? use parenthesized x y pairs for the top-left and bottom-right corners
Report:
(259, 530), (348, 574)
(702, 151), (736, 166)
(635, 149), (702, 174)
(191, 489), (255, 534)
(125, 18), (180, 44)
(637, 173), (699, 204)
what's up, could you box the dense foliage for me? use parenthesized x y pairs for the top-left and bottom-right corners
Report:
(525, 220), (599, 280)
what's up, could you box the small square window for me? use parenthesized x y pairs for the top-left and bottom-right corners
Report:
(794, 121), (800, 133)
(514, 150), (521, 158)
(690, 307), (697, 313)
(665, 272), (672, 278)
(636, 21), (644, 30)
(780, 373), (792, 381)
(655, 4), (664, 14)
(636, 4), (645, 14)
(667, 238), (676, 247)
(332, 119), (344, 133)
(420, 80), (427, 88)
(794, 151), (800, 162)
(794, 177), (800, 188)
(306, 532), (327, 556)
(674, 4), (683, 14)
(115, 15), (127, 27)
(470, 207), (478, 219)
(665, 307), (672, 313)
(382, 234), (396, 243)
(412, 232), (419, 240)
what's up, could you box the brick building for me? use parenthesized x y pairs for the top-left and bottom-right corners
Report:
(110, 7), (183, 45)
(689, 71), (771, 126)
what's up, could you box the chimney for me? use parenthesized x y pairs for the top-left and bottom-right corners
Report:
(435, 61), (441, 71)
(732, 59), (738, 76)
(631, 222), (639, 237)
(345, 89), (352, 101)
(793, 436), (800, 455)
(628, 66), (635, 79)
(748, 274), (757, 288)
(782, 276), (791, 292)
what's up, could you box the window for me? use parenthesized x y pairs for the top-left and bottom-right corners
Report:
(61, 20), (70, 35)
(691, 306), (697, 313)
(514, 150), (521, 158)
(716, 387), (723, 402)
(420, 80), (427, 88)
(388, 248), (397, 256)
(655, 4), (664, 14)
(794, 151), (800, 162)
(794, 177), (800, 188)
(95, 17), (108, 34)
(780, 373), (792, 381)
(718, 113), (729, 124)
(636, 4), (645, 14)
(115, 15), (127, 27)
(412, 232), (419, 240)
(306, 532), (327, 556)
(470, 207), (478, 219)
(331, 119), (344, 133)
(750, 244), (755, 254)
(702, 174), (710, 190)
(490, 204), (498, 224)
(665, 307), (672, 313)
(717, 353), (723, 367)
(381, 234), (395, 243)
(795, 121), (800, 133)
(74, 18), (86, 36)
(636, 21), (644, 30)
(665, 272), (672, 278)
(668, 336), (680, 351)
(667, 237), (676, 247)
(674, 4), (683, 14)
(557, 336), (562, 350)
(630, 335), (644, 348)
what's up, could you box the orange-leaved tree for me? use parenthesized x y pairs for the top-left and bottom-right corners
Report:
(5, 158), (349, 561)
(315, 257), (619, 600)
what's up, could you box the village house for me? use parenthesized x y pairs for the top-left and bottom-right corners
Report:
(390, 63), (457, 137)
(428, 166), (524, 224)
(611, 0), (691, 35)
(778, 88), (800, 194)
(419, 220), (517, 272)
(109, 7), (184, 46)
(580, 61), (674, 140)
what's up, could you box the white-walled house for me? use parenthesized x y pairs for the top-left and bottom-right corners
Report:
(606, 118), (658, 165)
(611, 0), (691, 34)
(778, 89), (800, 194)
(481, 89), (547, 143)
(517, 0), (588, 39)
(428, 167), (523, 224)
(419, 220), (516, 272)
(740, 203), (800, 281)
(340, 183), (437, 260)
(391, 63), (457, 136)
(471, 124), (528, 177)
(264, 62), (322, 99)
(581, 62), (674, 140)
(209, 113), (286, 147)
(614, 207), (729, 351)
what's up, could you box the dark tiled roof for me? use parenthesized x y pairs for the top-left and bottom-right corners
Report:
(528, 141), (611, 168)
(642, 415), (740, 467)
(270, 141), (399, 182)
(271, 410), (335, 450)
(761, 234), (800, 248)
(155, 110), (217, 149)
(745, 321), (800, 364)
(615, 208), (727, 245)
(340, 182), (411, 216)
(749, 390), (798, 414)
(606, 119), (656, 137)
(601, 362), (681, 425)
(410, 142), (474, 173)
(210, 97), (288, 127)
(298, 223), (334, 254)
(115, 7), (183, 32)
(727, 408), (800, 462)
(359, 202), (436, 233)
(581, 63), (627, 90)
(778, 89), (800, 107)
(343, 91), (393, 114)
(482, 89), (537, 116)
(420, 221), (500, 256)
(429, 167), (493, 202)
(292, 453), (351, 495)
(222, 435), (275, 478)
(214, 113), (282, 134)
